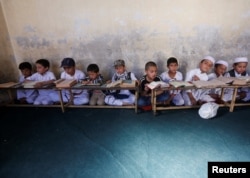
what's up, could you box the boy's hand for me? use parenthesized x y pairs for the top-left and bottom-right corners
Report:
(190, 97), (197, 105)
(106, 80), (111, 84)
(192, 75), (200, 81)
(239, 91), (246, 99)
(34, 82), (43, 88)
(144, 84), (150, 91)
(82, 80), (90, 85)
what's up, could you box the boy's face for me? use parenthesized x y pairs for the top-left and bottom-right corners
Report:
(36, 63), (48, 74)
(21, 68), (32, 78)
(215, 64), (227, 76)
(167, 63), (178, 73)
(200, 59), (213, 73)
(87, 71), (99, 80)
(115, 65), (126, 75)
(234, 62), (248, 74)
(146, 66), (157, 80)
(63, 66), (75, 76)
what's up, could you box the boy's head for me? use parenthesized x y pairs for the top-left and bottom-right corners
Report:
(87, 64), (99, 80)
(214, 60), (228, 76)
(145, 61), (157, 80)
(199, 56), (215, 73)
(233, 57), (248, 74)
(18, 62), (32, 78)
(61, 58), (76, 76)
(167, 57), (179, 73)
(35, 59), (50, 74)
(113, 59), (126, 75)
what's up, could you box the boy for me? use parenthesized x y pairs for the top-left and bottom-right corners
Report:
(104, 59), (137, 106)
(17, 62), (38, 104)
(26, 59), (56, 105)
(138, 61), (169, 107)
(82, 64), (105, 105)
(182, 56), (215, 106)
(208, 60), (228, 80)
(224, 57), (250, 102)
(160, 57), (184, 106)
(50, 58), (89, 105)
(207, 60), (228, 102)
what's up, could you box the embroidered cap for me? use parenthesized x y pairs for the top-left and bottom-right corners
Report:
(215, 60), (228, 68)
(233, 57), (248, 63)
(203, 56), (215, 64)
(61, 58), (75, 67)
(113, 59), (125, 66)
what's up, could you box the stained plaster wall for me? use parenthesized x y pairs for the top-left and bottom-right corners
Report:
(1, 0), (250, 80)
(0, 1), (17, 82)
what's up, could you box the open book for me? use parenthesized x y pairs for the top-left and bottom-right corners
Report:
(147, 81), (169, 90)
(106, 80), (123, 88)
(0, 82), (19, 88)
(192, 79), (228, 88)
(169, 81), (194, 88)
(23, 81), (39, 88)
(120, 80), (136, 87)
(55, 79), (77, 88)
(216, 76), (249, 85)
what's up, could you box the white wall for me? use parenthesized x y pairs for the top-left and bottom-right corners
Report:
(1, 0), (250, 79)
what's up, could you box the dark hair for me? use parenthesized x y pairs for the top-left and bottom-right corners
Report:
(36, 59), (50, 68)
(167, 57), (178, 66)
(214, 64), (222, 68)
(87, 64), (99, 73)
(145, 61), (157, 70)
(19, 62), (32, 70)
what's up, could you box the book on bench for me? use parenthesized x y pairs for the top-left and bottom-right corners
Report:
(0, 82), (19, 88)
(120, 80), (136, 87)
(147, 81), (169, 90)
(55, 79), (77, 88)
(106, 80), (123, 88)
(216, 76), (249, 85)
(23, 81), (39, 88)
(169, 81), (194, 88)
(192, 79), (229, 88)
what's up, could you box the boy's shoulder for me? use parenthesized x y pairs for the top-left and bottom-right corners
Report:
(154, 75), (162, 81)
(187, 68), (199, 73)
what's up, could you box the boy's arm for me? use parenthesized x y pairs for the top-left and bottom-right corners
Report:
(187, 92), (196, 105)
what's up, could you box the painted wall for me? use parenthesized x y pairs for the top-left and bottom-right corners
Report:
(1, 0), (250, 80)
(0, 1), (17, 82)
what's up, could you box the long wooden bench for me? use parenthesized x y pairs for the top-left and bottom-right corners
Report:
(0, 83), (139, 113)
(151, 85), (250, 116)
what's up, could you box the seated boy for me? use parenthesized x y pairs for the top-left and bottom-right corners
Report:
(26, 59), (56, 105)
(160, 57), (184, 106)
(17, 62), (38, 104)
(138, 61), (169, 108)
(50, 58), (89, 105)
(207, 60), (228, 102)
(182, 56), (215, 106)
(82, 64), (105, 105)
(224, 57), (250, 102)
(104, 59), (137, 106)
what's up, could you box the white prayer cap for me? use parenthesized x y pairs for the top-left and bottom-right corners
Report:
(233, 57), (248, 63)
(198, 102), (219, 119)
(215, 60), (228, 68)
(203, 56), (215, 64)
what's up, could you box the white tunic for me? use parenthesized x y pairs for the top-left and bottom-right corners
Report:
(160, 71), (184, 105)
(224, 70), (250, 101)
(183, 68), (214, 105)
(27, 71), (56, 95)
(61, 69), (87, 94)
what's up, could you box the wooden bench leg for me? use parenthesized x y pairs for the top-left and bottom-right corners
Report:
(58, 90), (65, 113)
(230, 87), (238, 112)
(135, 89), (138, 113)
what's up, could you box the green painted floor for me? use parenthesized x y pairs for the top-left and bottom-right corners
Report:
(0, 107), (250, 178)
